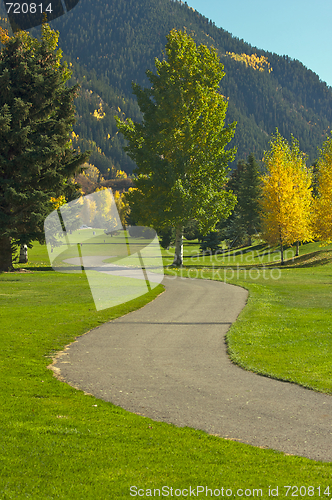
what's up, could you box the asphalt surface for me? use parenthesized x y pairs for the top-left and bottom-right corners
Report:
(51, 275), (332, 462)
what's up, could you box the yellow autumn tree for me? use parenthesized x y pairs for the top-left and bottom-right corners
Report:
(0, 26), (10, 45)
(312, 133), (332, 243)
(260, 131), (313, 263)
(92, 187), (114, 228)
(226, 52), (272, 73)
(82, 163), (104, 183)
(114, 189), (132, 227)
(50, 195), (66, 210)
(115, 169), (128, 179)
(79, 196), (96, 226)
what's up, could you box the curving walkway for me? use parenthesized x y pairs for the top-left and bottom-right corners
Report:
(51, 276), (332, 462)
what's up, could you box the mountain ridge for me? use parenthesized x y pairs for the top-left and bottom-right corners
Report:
(1, 0), (331, 176)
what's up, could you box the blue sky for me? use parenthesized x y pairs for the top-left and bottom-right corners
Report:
(187, 0), (332, 87)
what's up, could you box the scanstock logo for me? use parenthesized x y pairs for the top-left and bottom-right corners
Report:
(44, 189), (164, 311)
(3, 1), (80, 32)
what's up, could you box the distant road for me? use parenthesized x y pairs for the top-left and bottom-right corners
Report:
(51, 275), (332, 462)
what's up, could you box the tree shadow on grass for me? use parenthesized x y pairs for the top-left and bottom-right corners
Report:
(10, 265), (54, 272)
(170, 249), (332, 271)
(280, 251), (332, 269)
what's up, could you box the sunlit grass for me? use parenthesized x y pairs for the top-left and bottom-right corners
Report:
(1, 241), (332, 497)
(164, 239), (332, 393)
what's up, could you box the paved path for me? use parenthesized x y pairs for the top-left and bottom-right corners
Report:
(51, 276), (332, 462)
(63, 257), (163, 282)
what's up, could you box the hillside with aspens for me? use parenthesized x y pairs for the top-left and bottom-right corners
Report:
(1, 0), (332, 178)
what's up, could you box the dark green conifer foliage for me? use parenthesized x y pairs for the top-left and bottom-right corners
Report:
(217, 159), (244, 244)
(218, 154), (261, 246)
(199, 231), (222, 254)
(158, 227), (175, 250)
(0, 25), (90, 271)
(237, 153), (261, 243)
(227, 160), (246, 195)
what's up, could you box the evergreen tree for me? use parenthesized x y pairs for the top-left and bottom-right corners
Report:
(158, 227), (175, 250)
(236, 153), (261, 244)
(218, 155), (261, 247)
(199, 231), (222, 254)
(0, 24), (90, 271)
(227, 160), (246, 195)
(217, 159), (242, 246)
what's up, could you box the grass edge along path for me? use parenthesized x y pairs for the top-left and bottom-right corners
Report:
(0, 243), (332, 497)
(164, 241), (332, 394)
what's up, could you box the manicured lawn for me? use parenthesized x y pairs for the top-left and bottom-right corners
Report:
(164, 241), (332, 393)
(1, 242), (332, 498)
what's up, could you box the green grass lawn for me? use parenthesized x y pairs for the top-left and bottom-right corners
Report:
(1, 241), (332, 498)
(163, 240), (332, 394)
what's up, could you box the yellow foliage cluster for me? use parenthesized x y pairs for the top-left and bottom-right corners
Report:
(114, 190), (131, 226)
(115, 169), (128, 179)
(50, 187), (133, 229)
(82, 163), (104, 183)
(260, 132), (313, 251)
(50, 196), (66, 210)
(91, 104), (106, 120)
(78, 188), (114, 227)
(226, 52), (272, 73)
(0, 26), (10, 44)
(77, 196), (96, 226)
(75, 187), (133, 228)
(312, 134), (332, 243)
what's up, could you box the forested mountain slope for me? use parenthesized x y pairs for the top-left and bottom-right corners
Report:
(1, 0), (331, 176)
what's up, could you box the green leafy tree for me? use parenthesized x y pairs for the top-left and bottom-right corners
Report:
(0, 24), (90, 271)
(116, 29), (237, 265)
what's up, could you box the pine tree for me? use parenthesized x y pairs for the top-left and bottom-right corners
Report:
(199, 231), (222, 254)
(218, 155), (261, 247)
(0, 24), (90, 271)
(216, 160), (243, 246)
(237, 153), (261, 244)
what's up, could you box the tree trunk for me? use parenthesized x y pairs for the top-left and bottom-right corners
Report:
(172, 227), (183, 266)
(280, 241), (284, 265)
(19, 244), (28, 264)
(0, 236), (13, 272)
(296, 240), (299, 257)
